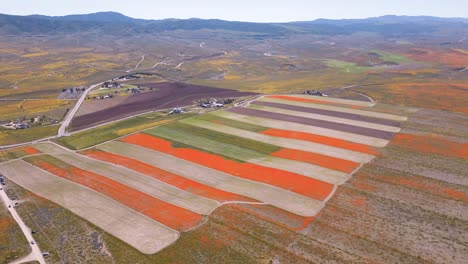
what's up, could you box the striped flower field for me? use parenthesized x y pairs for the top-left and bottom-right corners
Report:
(0, 94), (406, 254)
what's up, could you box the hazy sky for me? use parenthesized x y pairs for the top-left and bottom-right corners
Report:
(1, 0), (467, 22)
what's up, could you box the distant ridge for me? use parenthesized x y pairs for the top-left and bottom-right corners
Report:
(0, 12), (466, 36)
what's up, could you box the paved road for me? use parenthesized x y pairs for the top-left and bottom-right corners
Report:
(57, 82), (102, 137)
(0, 187), (46, 264)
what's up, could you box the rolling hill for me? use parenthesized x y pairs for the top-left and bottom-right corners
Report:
(0, 12), (466, 36)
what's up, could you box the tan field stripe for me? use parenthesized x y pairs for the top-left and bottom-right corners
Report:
(180, 118), (373, 163)
(213, 110), (389, 147)
(248, 104), (401, 133)
(272, 94), (376, 107)
(98, 141), (325, 217)
(259, 97), (407, 121)
(0, 160), (179, 254)
(33, 143), (219, 215)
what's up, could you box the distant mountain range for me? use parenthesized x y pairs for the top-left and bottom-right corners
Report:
(0, 12), (466, 36)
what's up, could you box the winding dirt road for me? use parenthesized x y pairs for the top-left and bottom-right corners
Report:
(126, 55), (145, 73)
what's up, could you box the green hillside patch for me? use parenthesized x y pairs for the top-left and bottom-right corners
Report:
(145, 122), (281, 162)
(323, 59), (370, 73)
(371, 50), (412, 64)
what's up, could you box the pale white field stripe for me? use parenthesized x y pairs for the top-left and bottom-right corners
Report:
(213, 111), (389, 147)
(248, 104), (401, 133)
(32, 143), (219, 215)
(180, 118), (373, 163)
(277, 94), (376, 107)
(0, 160), (179, 254)
(98, 141), (325, 217)
(260, 97), (407, 121)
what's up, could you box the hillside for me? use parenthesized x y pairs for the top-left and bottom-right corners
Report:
(0, 12), (466, 36)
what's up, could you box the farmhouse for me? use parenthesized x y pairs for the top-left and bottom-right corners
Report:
(1, 121), (29, 130)
(303, 90), (328, 96)
(102, 81), (121, 88)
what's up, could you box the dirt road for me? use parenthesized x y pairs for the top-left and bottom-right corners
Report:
(126, 55), (145, 73)
(57, 82), (102, 137)
(0, 187), (46, 264)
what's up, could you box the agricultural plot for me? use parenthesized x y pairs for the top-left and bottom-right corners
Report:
(71, 82), (257, 131)
(0, 160), (179, 254)
(32, 143), (218, 215)
(0, 94), (406, 254)
(55, 112), (194, 150)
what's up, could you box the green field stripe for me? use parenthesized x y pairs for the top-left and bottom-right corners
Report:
(191, 113), (268, 132)
(179, 117), (373, 163)
(97, 141), (324, 217)
(23, 154), (71, 169)
(145, 122), (349, 184)
(147, 122), (281, 155)
(145, 124), (275, 162)
(55, 112), (195, 150)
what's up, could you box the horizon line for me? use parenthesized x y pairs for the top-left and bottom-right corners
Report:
(2, 11), (467, 23)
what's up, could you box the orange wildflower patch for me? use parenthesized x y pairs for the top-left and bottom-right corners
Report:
(271, 148), (359, 173)
(371, 173), (468, 203)
(392, 134), (467, 160)
(371, 83), (468, 113)
(0, 217), (13, 232)
(122, 133), (334, 201)
(404, 48), (468, 67)
(80, 149), (256, 203)
(21, 146), (41, 155)
(267, 95), (364, 108)
(350, 197), (369, 210)
(30, 159), (202, 231)
(262, 128), (379, 156)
